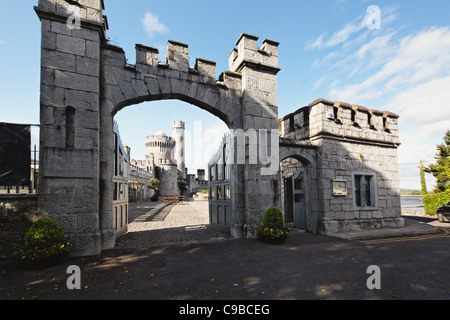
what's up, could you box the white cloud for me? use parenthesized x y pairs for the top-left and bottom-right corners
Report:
(306, 20), (365, 50)
(328, 27), (450, 105)
(387, 77), (450, 125)
(142, 12), (169, 38)
(306, 5), (397, 51)
(308, 17), (450, 190)
(0, 40), (12, 48)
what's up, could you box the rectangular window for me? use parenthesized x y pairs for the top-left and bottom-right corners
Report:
(210, 186), (215, 200)
(354, 174), (376, 208)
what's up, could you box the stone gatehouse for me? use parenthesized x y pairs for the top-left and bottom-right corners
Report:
(34, 0), (404, 257)
(278, 98), (403, 234)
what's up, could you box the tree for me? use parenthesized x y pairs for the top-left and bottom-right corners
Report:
(177, 180), (187, 196)
(420, 161), (428, 194)
(425, 130), (450, 192)
(148, 178), (160, 191)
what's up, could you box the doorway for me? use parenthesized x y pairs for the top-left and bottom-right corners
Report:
(281, 159), (308, 230)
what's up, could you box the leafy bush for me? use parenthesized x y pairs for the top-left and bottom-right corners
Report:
(262, 207), (285, 229)
(148, 178), (160, 191)
(423, 190), (450, 215)
(14, 217), (70, 267)
(258, 207), (290, 244)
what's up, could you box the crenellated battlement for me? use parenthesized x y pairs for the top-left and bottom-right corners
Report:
(229, 33), (280, 74)
(173, 120), (185, 129)
(280, 98), (400, 147)
(135, 40), (220, 81)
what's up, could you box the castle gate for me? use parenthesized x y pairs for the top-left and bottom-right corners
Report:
(35, 0), (281, 256)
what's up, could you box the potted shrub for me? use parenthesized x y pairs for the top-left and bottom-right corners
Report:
(257, 207), (290, 244)
(14, 217), (70, 269)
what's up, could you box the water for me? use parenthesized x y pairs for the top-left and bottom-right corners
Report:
(401, 195), (425, 212)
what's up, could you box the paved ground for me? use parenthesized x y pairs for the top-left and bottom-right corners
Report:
(1, 199), (449, 302)
(116, 200), (230, 249)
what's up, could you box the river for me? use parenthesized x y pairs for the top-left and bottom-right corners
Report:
(401, 195), (425, 212)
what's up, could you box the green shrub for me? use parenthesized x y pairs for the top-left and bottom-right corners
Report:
(262, 207), (285, 229)
(258, 207), (290, 244)
(24, 217), (68, 249)
(14, 217), (70, 266)
(423, 190), (450, 215)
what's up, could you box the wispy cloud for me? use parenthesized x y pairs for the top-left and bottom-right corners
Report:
(306, 5), (397, 51)
(306, 12), (368, 50)
(329, 27), (450, 105)
(306, 22), (364, 50)
(142, 12), (169, 38)
(322, 26), (450, 189)
(305, 3), (449, 189)
(0, 40), (12, 48)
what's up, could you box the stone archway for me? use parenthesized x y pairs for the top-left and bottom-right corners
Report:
(35, 0), (281, 256)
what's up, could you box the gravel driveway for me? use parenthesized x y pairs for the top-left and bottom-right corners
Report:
(115, 199), (230, 249)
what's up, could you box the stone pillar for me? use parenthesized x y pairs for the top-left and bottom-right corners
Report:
(35, 0), (106, 256)
(230, 34), (282, 238)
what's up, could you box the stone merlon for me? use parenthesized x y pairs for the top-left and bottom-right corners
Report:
(229, 33), (281, 74)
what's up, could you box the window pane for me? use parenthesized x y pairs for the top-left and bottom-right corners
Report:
(365, 176), (372, 206)
(355, 175), (362, 207)
(225, 185), (231, 200)
(294, 177), (303, 190)
(210, 186), (215, 200)
(217, 164), (223, 181)
(217, 185), (223, 200)
(209, 166), (215, 182)
(295, 193), (304, 203)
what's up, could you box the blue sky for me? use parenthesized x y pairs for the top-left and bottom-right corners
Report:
(1, 1), (450, 190)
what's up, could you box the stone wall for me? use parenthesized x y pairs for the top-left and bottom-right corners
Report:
(315, 138), (403, 233)
(157, 165), (179, 197)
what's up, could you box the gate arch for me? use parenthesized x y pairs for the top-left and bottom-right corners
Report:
(36, 0), (281, 256)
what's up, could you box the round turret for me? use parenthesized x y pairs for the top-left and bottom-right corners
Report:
(145, 131), (175, 165)
(172, 120), (186, 179)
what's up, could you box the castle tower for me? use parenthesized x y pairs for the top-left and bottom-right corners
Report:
(172, 120), (186, 179)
